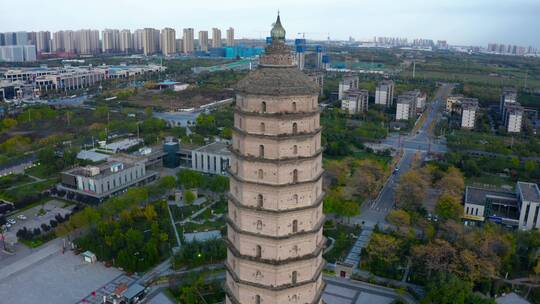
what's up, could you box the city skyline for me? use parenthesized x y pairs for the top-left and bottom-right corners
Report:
(1, 0), (539, 48)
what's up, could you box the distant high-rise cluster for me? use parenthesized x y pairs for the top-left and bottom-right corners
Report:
(0, 31), (36, 62)
(373, 36), (437, 49)
(0, 26), (236, 61)
(487, 43), (537, 56)
(374, 36), (408, 47)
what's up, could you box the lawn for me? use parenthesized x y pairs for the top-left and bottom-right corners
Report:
(0, 174), (33, 190)
(25, 164), (58, 179)
(178, 217), (225, 234)
(323, 221), (360, 264)
(0, 178), (57, 204)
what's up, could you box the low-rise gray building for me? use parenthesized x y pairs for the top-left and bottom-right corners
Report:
(59, 155), (158, 203)
(464, 181), (540, 230)
(191, 141), (230, 175)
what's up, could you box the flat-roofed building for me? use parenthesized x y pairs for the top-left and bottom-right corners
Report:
(395, 94), (416, 120)
(375, 80), (395, 107)
(463, 181), (540, 230)
(341, 89), (368, 114)
(500, 87), (517, 114)
(446, 94), (464, 113)
(402, 90), (427, 111)
(516, 182), (540, 230)
(58, 155), (158, 203)
(460, 98), (479, 129)
(191, 141), (230, 175)
(504, 103), (524, 133)
(338, 75), (359, 100)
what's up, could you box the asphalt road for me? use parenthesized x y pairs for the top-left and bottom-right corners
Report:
(351, 84), (452, 227)
(382, 84), (453, 153)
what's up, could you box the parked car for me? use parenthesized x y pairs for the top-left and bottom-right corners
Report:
(7, 218), (16, 225)
(17, 214), (27, 220)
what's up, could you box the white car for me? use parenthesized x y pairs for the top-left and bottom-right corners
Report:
(17, 214), (27, 220)
(7, 218), (16, 225)
(4, 223), (11, 229)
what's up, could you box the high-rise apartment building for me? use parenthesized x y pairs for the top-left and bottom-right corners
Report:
(0, 45), (36, 62)
(395, 95), (416, 120)
(338, 75), (359, 100)
(75, 29), (100, 55)
(3, 32), (15, 46)
(15, 31), (29, 45)
(226, 27), (235, 46)
(133, 29), (145, 53)
(375, 80), (395, 107)
(225, 15), (325, 304)
(119, 30), (133, 54)
(460, 98), (478, 129)
(500, 87), (518, 115)
(142, 28), (160, 56)
(212, 28), (221, 48)
(182, 28), (194, 54)
(504, 103), (524, 133)
(341, 89), (369, 114)
(36, 31), (51, 53)
(198, 30), (209, 52)
(102, 29), (120, 53)
(161, 28), (176, 56)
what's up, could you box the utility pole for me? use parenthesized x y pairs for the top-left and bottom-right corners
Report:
(412, 60), (416, 79)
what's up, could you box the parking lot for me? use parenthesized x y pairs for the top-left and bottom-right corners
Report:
(3, 199), (75, 245)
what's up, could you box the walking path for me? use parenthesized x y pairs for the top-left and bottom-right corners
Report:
(343, 228), (373, 268)
(166, 204), (181, 248)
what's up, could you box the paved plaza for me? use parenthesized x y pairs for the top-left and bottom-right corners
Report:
(0, 241), (124, 304)
(323, 277), (401, 304)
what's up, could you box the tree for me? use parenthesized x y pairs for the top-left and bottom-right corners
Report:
(422, 274), (470, 304)
(387, 209), (411, 227)
(525, 160), (538, 172)
(1, 118), (17, 129)
(157, 176), (177, 194)
(435, 194), (463, 222)
(177, 170), (204, 189)
(94, 105), (109, 119)
(395, 170), (429, 212)
(366, 233), (401, 277)
(438, 167), (465, 197)
(207, 175), (229, 193)
(422, 274), (496, 304)
(184, 190), (196, 205)
(350, 159), (385, 199)
(143, 205), (158, 222)
(412, 239), (457, 279)
(387, 209), (413, 238)
(325, 159), (349, 186)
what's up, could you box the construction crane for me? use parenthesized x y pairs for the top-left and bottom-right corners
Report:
(297, 32), (330, 41)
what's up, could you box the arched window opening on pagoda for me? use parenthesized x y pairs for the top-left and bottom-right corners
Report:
(257, 194), (263, 207)
(261, 101), (267, 113)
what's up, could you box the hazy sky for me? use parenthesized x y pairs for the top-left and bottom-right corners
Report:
(1, 0), (539, 47)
